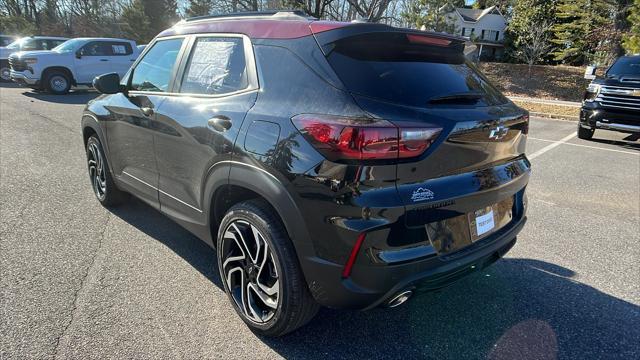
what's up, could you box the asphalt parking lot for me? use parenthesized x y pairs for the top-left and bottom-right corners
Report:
(1, 83), (639, 360)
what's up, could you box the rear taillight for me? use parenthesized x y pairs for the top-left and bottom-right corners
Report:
(292, 114), (442, 163)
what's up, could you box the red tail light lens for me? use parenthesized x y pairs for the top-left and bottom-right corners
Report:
(292, 114), (442, 162)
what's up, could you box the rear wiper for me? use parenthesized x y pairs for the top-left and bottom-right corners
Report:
(429, 91), (483, 104)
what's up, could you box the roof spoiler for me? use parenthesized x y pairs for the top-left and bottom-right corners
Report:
(311, 22), (466, 55)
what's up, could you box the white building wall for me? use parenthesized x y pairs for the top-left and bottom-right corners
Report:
(449, 13), (507, 42)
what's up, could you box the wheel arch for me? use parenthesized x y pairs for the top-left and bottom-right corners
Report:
(42, 66), (76, 86)
(204, 162), (315, 280)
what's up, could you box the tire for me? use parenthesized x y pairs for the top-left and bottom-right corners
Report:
(577, 123), (594, 140)
(86, 135), (127, 207)
(0, 62), (10, 82)
(217, 199), (319, 337)
(45, 70), (71, 94)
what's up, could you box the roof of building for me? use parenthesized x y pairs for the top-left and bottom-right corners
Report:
(443, 5), (504, 23)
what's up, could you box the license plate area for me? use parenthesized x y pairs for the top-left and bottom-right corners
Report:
(426, 197), (514, 255)
(468, 204), (505, 242)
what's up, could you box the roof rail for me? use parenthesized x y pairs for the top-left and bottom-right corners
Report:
(183, 10), (314, 23)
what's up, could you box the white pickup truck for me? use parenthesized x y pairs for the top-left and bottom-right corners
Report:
(9, 37), (139, 94)
(1, 36), (68, 81)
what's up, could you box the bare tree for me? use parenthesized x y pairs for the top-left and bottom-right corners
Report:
(516, 20), (553, 78)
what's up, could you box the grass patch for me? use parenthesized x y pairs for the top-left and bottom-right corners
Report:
(513, 100), (580, 120)
(480, 63), (589, 102)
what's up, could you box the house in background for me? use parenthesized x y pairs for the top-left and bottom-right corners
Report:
(440, 4), (507, 61)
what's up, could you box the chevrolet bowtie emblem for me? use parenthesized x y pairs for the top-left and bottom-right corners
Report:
(489, 125), (509, 140)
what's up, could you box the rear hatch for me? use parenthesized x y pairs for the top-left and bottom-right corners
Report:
(315, 27), (530, 255)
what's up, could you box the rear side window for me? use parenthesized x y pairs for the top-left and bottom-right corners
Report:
(49, 40), (66, 48)
(326, 33), (507, 107)
(179, 37), (248, 95)
(109, 42), (133, 56)
(130, 38), (184, 92)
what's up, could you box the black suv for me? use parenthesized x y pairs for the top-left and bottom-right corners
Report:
(579, 55), (640, 139)
(82, 11), (530, 336)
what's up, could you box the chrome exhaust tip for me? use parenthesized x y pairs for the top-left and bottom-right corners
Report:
(386, 290), (413, 308)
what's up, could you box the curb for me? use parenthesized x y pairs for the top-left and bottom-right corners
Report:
(529, 111), (579, 121)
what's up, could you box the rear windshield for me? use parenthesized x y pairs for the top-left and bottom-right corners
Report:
(325, 33), (507, 108)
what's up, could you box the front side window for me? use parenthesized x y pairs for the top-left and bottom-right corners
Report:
(130, 38), (184, 92)
(80, 42), (111, 56)
(179, 37), (248, 95)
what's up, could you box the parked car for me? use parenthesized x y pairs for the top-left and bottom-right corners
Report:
(579, 55), (640, 139)
(9, 37), (138, 94)
(82, 11), (530, 336)
(1, 36), (68, 81)
(0, 34), (17, 47)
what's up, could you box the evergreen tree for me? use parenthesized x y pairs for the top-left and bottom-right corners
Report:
(185, 0), (214, 17)
(402, 0), (465, 33)
(472, 0), (513, 10)
(551, 0), (612, 65)
(623, 0), (640, 53)
(141, 0), (178, 37)
(121, 0), (153, 44)
(505, 0), (558, 63)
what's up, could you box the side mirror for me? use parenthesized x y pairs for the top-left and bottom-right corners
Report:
(584, 66), (597, 80)
(93, 73), (122, 94)
(75, 50), (82, 59)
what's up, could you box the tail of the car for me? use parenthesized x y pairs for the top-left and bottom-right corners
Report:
(244, 21), (530, 309)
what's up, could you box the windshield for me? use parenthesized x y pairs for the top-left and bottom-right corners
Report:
(6, 38), (28, 49)
(53, 39), (84, 53)
(325, 32), (507, 108)
(607, 56), (640, 77)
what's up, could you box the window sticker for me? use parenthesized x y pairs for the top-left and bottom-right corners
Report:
(185, 40), (235, 90)
(112, 45), (127, 54)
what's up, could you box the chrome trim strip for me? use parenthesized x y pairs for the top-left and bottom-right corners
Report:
(596, 121), (640, 132)
(122, 171), (157, 190)
(600, 85), (639, 91)
(128, 88), (259, 99)
(597, 98), (640, 106)
(122, 171), (203, 212)
(598, 102), (640, 111)
(159, 189), (203, 213)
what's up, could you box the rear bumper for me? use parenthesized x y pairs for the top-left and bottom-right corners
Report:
(580, 102), (640, 134)
(303, 215), (525, 310)
(295, 157), (530, 310)
(10, 70), (40, 86)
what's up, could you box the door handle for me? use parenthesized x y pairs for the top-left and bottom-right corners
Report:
(100, 59), (109, 62)
(140, 107), (154, 117)
(208, 116), (232, 132)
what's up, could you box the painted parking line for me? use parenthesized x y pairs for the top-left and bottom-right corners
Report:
(529, 136), (639, 157)
(528, 132), (577, 160)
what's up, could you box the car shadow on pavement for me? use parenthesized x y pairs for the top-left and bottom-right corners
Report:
(0, 81), (21, 88)
(21, 89), (100, 105)
(107, 198), (639, 360)
(107, 198), (223, 289)
(267, 259), (639, 359)
(588, 136), (640, 151)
